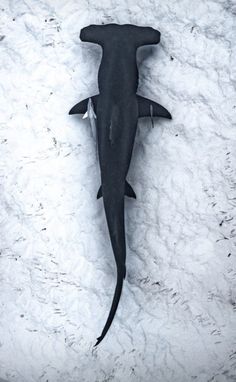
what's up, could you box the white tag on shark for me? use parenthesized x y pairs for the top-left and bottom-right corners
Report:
(88, 97), (97, 119)
(150, 104), (154, 128)
(87, 98), (97, 140)
(82, 111), (88, 119)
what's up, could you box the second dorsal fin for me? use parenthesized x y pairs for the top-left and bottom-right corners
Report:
(97, 181), (136, 199)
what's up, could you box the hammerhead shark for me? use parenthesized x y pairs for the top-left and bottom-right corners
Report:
(69, 24), (171, 347)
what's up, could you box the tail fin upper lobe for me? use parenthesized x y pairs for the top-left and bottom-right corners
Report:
(94, 190), (126, 347)
(94, 266), (125, 347)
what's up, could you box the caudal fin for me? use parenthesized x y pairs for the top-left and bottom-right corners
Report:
(94, 266), (126, 347)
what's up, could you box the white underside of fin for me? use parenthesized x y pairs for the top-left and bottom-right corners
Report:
(87, 98), (97, 141)
(82, 111), (88, 119)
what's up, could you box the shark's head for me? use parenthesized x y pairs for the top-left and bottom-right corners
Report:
(80, 24), (160, 49)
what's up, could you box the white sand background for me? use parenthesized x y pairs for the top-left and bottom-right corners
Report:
(0, 0), (236, 381)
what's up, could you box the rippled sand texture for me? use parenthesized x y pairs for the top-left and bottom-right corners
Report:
(0, 0), (235, 381)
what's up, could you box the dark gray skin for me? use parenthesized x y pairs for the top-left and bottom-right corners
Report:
(69, 24), (171, 347)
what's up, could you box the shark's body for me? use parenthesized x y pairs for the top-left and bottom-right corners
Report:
(69, 24), (171, 346)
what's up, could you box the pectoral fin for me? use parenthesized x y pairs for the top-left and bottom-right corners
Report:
(97, 181), (136, 199)
(137, 94), (172, 119)
(69, 95), (99, 115)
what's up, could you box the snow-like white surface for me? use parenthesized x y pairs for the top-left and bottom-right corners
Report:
(0, 0), (236, 381)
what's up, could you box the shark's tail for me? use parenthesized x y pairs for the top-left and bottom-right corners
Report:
(94, 264), (125, 347)
(94, 188), (127, 347)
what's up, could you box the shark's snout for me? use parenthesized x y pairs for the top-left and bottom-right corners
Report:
(80, 26), (88, 41)
(149, 27), (161, 44)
